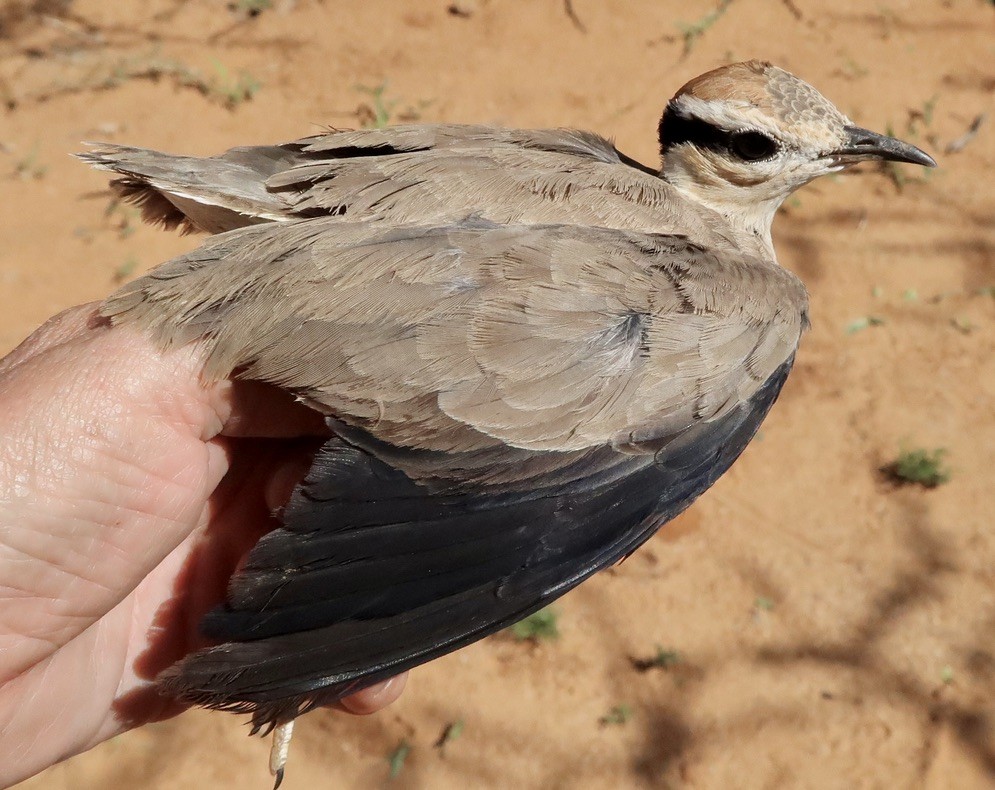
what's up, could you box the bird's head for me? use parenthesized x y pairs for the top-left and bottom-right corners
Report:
(658, 61), (935, 246)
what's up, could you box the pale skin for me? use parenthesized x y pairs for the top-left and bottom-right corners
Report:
(0, 305), (406, 788)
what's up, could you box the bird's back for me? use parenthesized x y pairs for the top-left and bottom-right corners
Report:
(80, 123), (745, 254)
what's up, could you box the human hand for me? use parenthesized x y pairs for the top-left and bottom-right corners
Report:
(0, 305), (406, 788)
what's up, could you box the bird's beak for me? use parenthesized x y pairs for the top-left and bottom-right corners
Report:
(830, 126), (937, 167)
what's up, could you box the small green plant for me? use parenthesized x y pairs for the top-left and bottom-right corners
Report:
(907, 95), (939, 136)
(840, 56), (869, 80)
(875, 4), (900, 30)
(355, 82), (429, 129)
(104, 199), (138, 239)
(881, 125), (909, 190)
(509, 607), (560, 641)
(356, 82), (395, 128)
(113, 256), (140, 283)
(436, 719), (464, 748)
(677, 0), (733, 55)
(234, 0), (272, 14)
(210, 61), (260, 109)
(951, 316), (974, 335)
(754, 596), (775, 612)
(14, 53), (262, 109)
(632, 645), (682, 671)
(880, 120), (934, 191)
(599, 704), (632, 726)
(885, 447), (951, 488)
(14, 144), (46, 180)
(941, 665), (955, 685)
(845, 315), (886, 334)
(387, 740), (411, 780)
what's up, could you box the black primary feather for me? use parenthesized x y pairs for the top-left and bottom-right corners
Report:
(159, 360), (793, 730)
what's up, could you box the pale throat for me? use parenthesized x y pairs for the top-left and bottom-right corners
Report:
(661, 156), (782, 259)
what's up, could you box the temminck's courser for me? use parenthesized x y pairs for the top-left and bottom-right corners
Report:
(81, 61), (935, 785)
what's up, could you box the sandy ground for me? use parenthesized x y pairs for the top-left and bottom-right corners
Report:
(2, 0), (993, 787)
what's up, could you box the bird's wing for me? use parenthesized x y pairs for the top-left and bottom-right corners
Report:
(104, 218), (804, 456)
(102, 217), (805, 725)
(80, 125), (705, 236)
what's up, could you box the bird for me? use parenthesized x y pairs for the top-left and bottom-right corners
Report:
(83, 61), (934, 785)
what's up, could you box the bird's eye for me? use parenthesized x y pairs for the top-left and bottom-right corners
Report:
(729, 131), (779, 162)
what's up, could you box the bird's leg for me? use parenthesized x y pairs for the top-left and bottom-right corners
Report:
(269, 720), (295, 790)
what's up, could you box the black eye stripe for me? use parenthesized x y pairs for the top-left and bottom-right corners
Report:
(658, 108), (780, 162)
(658, 111), (730, 153)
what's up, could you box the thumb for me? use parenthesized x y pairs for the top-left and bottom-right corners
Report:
(0, 311), (230, 683)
